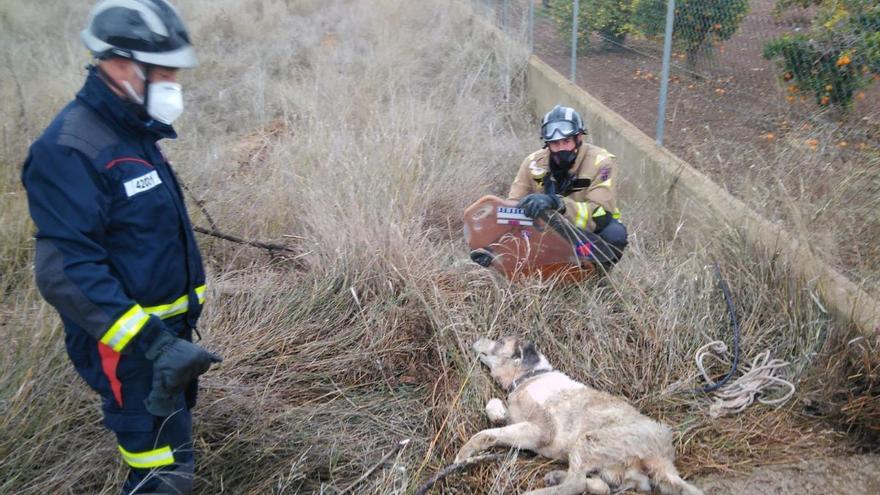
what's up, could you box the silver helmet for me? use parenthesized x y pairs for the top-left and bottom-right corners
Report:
(81, 0), (197, 68)
(540, 105), (586, 142)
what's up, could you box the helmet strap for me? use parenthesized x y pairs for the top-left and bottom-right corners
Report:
(132, 62), (146, 82)
(121, 62), (148, 105)
(95, 63), (136, 102)
(95, 62), (151, 119)
(121, 80), (145, 105)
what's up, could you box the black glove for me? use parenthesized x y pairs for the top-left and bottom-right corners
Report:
(469, 248), (495, 267)
(144, 331), (222, 417)
(517, 193), (564, 219)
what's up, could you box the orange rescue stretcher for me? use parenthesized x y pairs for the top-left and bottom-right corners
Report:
(463, 195), (596, 282)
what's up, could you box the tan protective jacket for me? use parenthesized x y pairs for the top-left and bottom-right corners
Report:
(507, 142), (620, 233)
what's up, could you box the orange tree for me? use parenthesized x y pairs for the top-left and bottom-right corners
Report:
(548, 0), (634, 52)
(763, 0), (880, 110)
(632, 0), (750, 70)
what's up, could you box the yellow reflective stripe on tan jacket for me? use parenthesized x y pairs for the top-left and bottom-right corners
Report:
(118, 444), (175, 469)
(595, 151), (614, 166)
(143, 285), (207, 320)
(593, 178), (612, 189)
(100, 305), (150, 352)
(574, 202), (591, 230)
(572, 205), (622, 232)
(592, 206), (622, 220)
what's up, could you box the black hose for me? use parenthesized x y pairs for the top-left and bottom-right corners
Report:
(700, 261), (741, 393)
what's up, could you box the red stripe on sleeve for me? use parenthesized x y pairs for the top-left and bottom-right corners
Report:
(104, 157), (154, 170)
(98, 342), (124, 407)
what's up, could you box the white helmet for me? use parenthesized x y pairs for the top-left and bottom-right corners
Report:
(81, 0), (197, 68)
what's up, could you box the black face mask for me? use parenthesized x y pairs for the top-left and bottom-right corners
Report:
(549, 149), (577, 186)
(550, 149), (577, 170)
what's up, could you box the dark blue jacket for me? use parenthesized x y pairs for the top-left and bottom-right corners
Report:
(22, 67), (206, 375)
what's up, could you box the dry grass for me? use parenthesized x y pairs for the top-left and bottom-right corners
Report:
(1, 0), (878, 494)
(684, 111), (880, 297)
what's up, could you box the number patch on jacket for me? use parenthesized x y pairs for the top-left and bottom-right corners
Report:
(123, 171), (162, 198)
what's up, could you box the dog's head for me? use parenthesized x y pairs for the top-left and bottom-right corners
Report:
(472, 336), (550, 391)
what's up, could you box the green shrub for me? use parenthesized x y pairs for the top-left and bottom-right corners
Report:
(631, 0), (667, 37)
(632, 0), (749, 67)
(764, 2), (879, 110)
(548, 0), (635, 52)
(764, 35), (859, 108)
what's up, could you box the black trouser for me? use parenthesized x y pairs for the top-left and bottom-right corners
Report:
(66, 316), (197, 495)
(543, 213), (628, 267)
(585, 219), (628, 265)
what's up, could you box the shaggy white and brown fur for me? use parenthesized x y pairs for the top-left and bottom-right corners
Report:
(456, 336), (703, 495)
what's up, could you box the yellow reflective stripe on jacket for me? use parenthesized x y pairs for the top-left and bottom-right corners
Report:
(143, 284), (207, 320)
(118, 444), (174, 469)
(574, 202), (590, 230)
(594, 152), (614, 166)
(100, 305), (150, 352)
(593, 206), (622, 221)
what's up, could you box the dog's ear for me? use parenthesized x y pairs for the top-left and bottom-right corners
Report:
(521, 341), (540, 367)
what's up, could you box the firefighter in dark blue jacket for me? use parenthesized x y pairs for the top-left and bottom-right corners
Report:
(21, 1), (221, 493)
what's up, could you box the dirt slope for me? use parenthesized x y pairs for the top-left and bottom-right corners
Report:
(696, 454), (880, 494)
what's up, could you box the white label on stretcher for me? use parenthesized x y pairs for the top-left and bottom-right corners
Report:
(123, 171), (162, 198)
(498, 218), (534, 225)
(497, 207), (533, 226)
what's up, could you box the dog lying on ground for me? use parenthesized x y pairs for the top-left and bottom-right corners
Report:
(456, 336), (703, 495)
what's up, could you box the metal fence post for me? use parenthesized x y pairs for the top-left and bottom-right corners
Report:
(570, 0), (579, 82)
(528, 0), (535, 54)
(655, 0), (675, 146)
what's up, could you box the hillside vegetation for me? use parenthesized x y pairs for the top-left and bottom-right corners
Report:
(0, 1), (876, 493)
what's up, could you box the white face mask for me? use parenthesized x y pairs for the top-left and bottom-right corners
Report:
(145, 81), (184, 125)
(121, 63), (185, 125)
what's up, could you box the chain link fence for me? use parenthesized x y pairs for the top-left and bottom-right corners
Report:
(475, 0), (879, 150)
(471, 0), (880, 295)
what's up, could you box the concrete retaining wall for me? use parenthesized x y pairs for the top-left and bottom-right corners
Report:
(525, 56), (879, 337)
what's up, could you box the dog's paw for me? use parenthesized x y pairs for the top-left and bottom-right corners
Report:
(454, 433), (488, 463)
(485, 398), (508, 423)
(454, 444), (475, 464)
(543, 470), (568, 486)
(585, 476), (611, 495)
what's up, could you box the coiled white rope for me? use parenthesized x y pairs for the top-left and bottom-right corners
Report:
(696, 340), (796, 417)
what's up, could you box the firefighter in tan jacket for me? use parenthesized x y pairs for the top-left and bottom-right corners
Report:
(510, 105), (628, 267)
